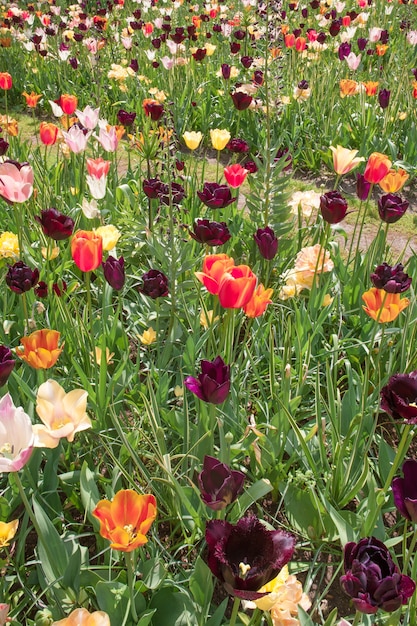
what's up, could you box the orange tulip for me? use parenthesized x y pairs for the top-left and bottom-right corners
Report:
(295, 36), (307, 52)
(284, 34), (295, 48)
(71, 230), (103, 272)
(195, 254), (235, 295)
(243, 284), (273, 318)
(92, 489), (157, 552)
(17, 329), (63, 369)
(379, 168), (409, 193)
(363, 152), (392, 184)
(0, 72), (12, 90)
(52, 608), (110, 626)
(362, 288), (410, 323)
(59, 94), (78, 115)
(22, 91), (42, 107)
(40, 122), (59, 145)
(339, 79), (359, 97)
(376, 44), (388, 56)
(218, 264), (257, 309)
(362, 81), (379, 96)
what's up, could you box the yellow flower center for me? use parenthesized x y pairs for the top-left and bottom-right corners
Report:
(0, 442), (13, 458)
(124, 524), (137, 541)
(239, 562), (251, 579)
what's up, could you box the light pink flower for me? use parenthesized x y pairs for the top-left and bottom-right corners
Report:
(161, 56), (174, 70)
(75, 105), (100, 130)
(62, 126), (91, 153)
(0, 393), (34, 472)
(95, 126), (119, 152)
(345, 52), (361, 70)
(86, 175), (107, 200)
(0, 161), (34, 204)
(369, 27), (382, 42)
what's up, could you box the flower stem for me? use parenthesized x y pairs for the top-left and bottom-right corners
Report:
(125, 550), (138, 623)
(229, 596), (241, 626)
(351, 610), (362, 626)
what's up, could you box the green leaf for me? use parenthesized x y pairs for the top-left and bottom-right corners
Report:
(149, 588), (196, 626)
(189, 557), (213, 609)
(231, 479), (273, 522)
(33, 498), (69, 585)
(297, 606), (316, 626)
(141, 557), (166, 590)
(136, 609), (157, 626)
(80, 461), (102, 524)
(95, 581), (131, 626)
(206, 599), (228, 626)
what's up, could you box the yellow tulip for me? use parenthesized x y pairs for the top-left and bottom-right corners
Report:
(183, 131), (203, 150)
(210, 128), (231, 151)
(0, 519), (18, 548)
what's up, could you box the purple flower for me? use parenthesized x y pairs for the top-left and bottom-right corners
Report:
(184, 356), (230, 405)
(205, 516), (295, 600)
(221, 63), (231, 79)
(253, 226), (278, 260)
(6, 261), (39, 294)
(338, 42), (351, 60)
(240, 55), (253, 68)
(340, 537), (415, 613)
(198, 455), (245, 510)
(356, 173), (371, 201)
(137, 269), (169, 299)
(378, 194), (409, 224)
(392, 460), (417, 523)
(230, 91), (253, 111)
(0, 137), (9, 156)
(158, 181), (186, 206)
(226, 138), (250, 153)
(0, 346), (15, 387)
(190, 219), (231, 246)
(320, 191), (348, 224)
(378, 89), (390, 110)
(197, 183), (236, 209)
(143, 178), (163, 199)
(380, 371), (417, 423)
(103, 256), (125, 291)
(370, 263), (411, 293)
(35, 208), (74, 240)
(117, 109), (136, 127)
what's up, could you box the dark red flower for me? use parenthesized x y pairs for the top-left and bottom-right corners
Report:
(370, 263), (411, 293)
(0, 345), (15, 387)
(253, 227), (278, 260)
(103, 256), (125, 291)
(197, 182), (236, 209)
(356, 173), (371, 200)
(230, 91), (253, 110)
(226, 138), (250, 153)
(392, 460), (417, 523)
(117, 109), (136, 126)
(320, 191), (348, 224)
(380, 371), (417, 423)
(143, 178), (163, 199)
(190, 219), (231, 246)
(6, 261), (39, 294)
(138, 269), (169, 298)
(184, 356), (230, 405)
(35, 208), (74, 240)
(378, 194), (409, 224)
(198, 455), (244, 510)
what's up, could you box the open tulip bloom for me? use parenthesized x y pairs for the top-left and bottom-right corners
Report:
(0, 393), (34, 472)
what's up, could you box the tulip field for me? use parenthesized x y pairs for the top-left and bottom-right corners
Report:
(1, 0), (417, 624)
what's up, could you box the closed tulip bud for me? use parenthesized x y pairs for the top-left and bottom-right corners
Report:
(223, 163), (248, 188)
(0, 138), (9, 156)
(138, 269), (169, 298)
(197, 182), (236, 209)
(230, 90), (253, 110)
(356, 173), (371, 200)
(221, 63), (231, 79)
(102, 256), (125, 290)
(320, 191), (348, 224)
(0, 73), (12, 90)
(190, 219), (231, 246)
(40, 122), (59, 146)
(370, 263), (411, 293)
(378, 88), (390, 109)
(184, 356), (230, 404)
(71, 230), (103, 272)
(35, 208), (74, 240)
(378, 193), (409, 223)
(183, 131), (203, 151)
(392, 460), (417, 523)
(198, 455), (244, 510)
(59, 93), (78, 115)
(253, 227), (278, 260)
(210, 129), (231, 151)
(0, 346), (15, 387)
(6, 261), (39, 294)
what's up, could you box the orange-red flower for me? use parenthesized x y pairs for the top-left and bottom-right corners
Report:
(284, 33), (295, 48)
(22, 91), (42, 108)
(40, 122), (59, 146)
(92, 489), (157, 552)
(339, 79), (359, 97)
(0, 72), (12, 90)
(59, 94), (78, 115)
(379, 168), (409, 193)
(243, 284), (273, 318)
(218, 264), (257, 309)
(195, 254), (235, 295)
(71, 230), (103, 272)
(86, 157), (111, 179)
(362, 81), (379, 96)
(376, 44), (388, 56)
(362, 288), (410, 323)
(363, 152), (392, 184)
(17, 329), (63, 369)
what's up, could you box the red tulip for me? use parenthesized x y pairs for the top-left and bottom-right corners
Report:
(71, 230), (103, 272)
(223, 164), (248, 188)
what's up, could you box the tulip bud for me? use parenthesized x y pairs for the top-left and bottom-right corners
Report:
(103, 256), (125, 290)
(253, 226), (278, 260)
(320, 191), (348, 224)
(6, 261), (39, 294)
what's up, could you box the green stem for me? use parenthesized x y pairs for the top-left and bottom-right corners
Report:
(351, 610), (362, 626)
(229, 596), (241, 626)
(125, 550), (138, 623)
(404, 525), (417, 573)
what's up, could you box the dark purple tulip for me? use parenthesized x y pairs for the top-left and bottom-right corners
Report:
(184, 356), (230, 405)
(329, 19), (341, 36)
(143, 178), (163, 199)
(370, 263), (411, 293)
(320, 191), (348, 224)
(129, 59), (139, 73)
(69, 57), (78, 70)
(240, 56), (253, 68)
(230, 91), (253, 111)
(6, 261), (39, 294)
(340, 537), (415, 613)
(253, 70), (263, 85)
(158, 181), (185, 206)
(243, 160), (258, 174)
(338, 42), (351, 60)
(198, 455), (245, 510)
(197, 183), (236, 209)
(0, 137), (9, 156)
(356, 173), (371, 200)
(206, 516), (295, 600)
(412, 68), (417, 80)
(103, 256), (125, 291)
(226, 138), (250, 153)
(137, 269), (169, 299)
(192, 48), (207, 62)
(0, 345), (15, 387)
(143, 101), (164, 121)
(221, 63), (231, 79)
(380, 29), (389, 44)
(230, 42), (241, 54)
(392, 460), (417, 523)
(35, 208), (74, 240)
(380, 371), (417, 423)
(34, 281), (48, 298)
(233, 29), (246, 40)
(378, 194), (409, 224)
(378, 89), (390, 109)
(357, 37), (368, 50)
(117, 109), (136, 127)
(254, 226), (278, 260)
(190, 219), (231, 246)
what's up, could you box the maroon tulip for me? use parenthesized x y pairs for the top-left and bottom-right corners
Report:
(226, 138), (250, 153)
(35, 208), (74, 240)
(0, 137), (9, 156)
(392, 460), (417, 523)
(158, 181), (186, 206)
(378, 194), (409, 224)
(190, 219), (231, 246)
(356, 173), (371, 200)
(380, 371), (417, 424)
(143, 178), (163, 199)
(253, 227), (278, 260)
(103, 256), (125, 291)
(198, 456), (245, 510)
(243, 160), (258, 173)
(230, 91), (253, 111)
(221, 63), (231, 79)
(240, 56), (253, 68)
(197, 182), (236, 209)
(184, 356), (230, 405)
(0, 345), (15, 387)
(6, 261), (39, 294)
(137, 269), (169, 299)
(192, 48), (207, 61)
(117, 109), (136, 126)
(320, 191), (348, 224)
(34, 281), (48, 298)
(370, 263), (411, 293)
(378, 89), (390, 109)
(143, 100), (164, 121)
(206, 516), (295, 600)
(340, 537), (415, 613)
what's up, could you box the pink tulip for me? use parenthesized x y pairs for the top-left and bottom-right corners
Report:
(0, 393), (34, 472)
(223, 163), (249, 188)
(75, 105), (100, 130)
(62, 126), (91, 153)
(0, 160), (34, 204)
(86, 157), (110, 179)
(96, 125), (119, 152)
